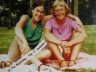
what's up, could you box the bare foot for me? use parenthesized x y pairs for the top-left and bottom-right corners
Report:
(38, 64), (52, 72)
(0, 61), (12, 68)
(68, 60), (76, 67)
(60, 60), (68, 68)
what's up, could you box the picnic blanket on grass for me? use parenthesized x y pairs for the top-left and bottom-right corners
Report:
(0, 52), (96, 72)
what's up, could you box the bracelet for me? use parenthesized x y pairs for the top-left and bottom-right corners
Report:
(38, 64), (44, 71)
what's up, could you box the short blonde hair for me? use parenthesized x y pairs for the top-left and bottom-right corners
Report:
(52, 0), (70, 15)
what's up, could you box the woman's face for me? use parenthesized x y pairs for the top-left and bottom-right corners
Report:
(32, 6), (44, 22)
(54, 5), (66, 19)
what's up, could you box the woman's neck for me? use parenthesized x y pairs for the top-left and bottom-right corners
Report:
(55, 17), (66, 25)
(31, 18), (38, 25)
(31, 18), (38, 29)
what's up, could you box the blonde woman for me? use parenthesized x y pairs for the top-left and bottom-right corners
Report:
(44, 0), (87, 68)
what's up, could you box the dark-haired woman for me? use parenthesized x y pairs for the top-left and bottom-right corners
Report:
(7, 0), (53, 71)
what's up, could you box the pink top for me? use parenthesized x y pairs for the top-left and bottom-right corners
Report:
(45, 17), (79, 41)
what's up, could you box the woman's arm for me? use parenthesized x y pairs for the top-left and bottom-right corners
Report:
(43, 14), (84, 29)
(67, 14), (84, 29)
(44, 28), (62, 45)
(66, 26), (87, 47)
(15, 15), (28, 43)
(41, 15), (53, 25)
(30, 56), (42, 66)
(15, 15), (31, 55)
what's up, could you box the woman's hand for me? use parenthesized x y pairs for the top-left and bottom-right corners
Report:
(75, 17), (84, 29)
(22, 41), (31, 55)
(67, 14), (84, 29)
(60, 41), (72, 48)
(64, 47), (71, 55)
(60, 41), (68, 48)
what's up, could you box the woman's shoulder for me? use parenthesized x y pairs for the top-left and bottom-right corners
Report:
(46, 18), (54, 23)
(16, 15), (29, 27)
(66, 17), (75, 23)
(20, 15), (29, 20)
(41, 15), (53, 25)
(18, 15), (30, 24)
(43, 18), (54, 26)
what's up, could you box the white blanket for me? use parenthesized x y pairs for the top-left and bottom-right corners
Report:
(0, 54), (38, 72)
(0, 54), (62, 72)
(0, 52), (96, 72)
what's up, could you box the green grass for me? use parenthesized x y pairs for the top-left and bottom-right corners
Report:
(0, 25), (96, 54)
(81, 25), (96, 54)
(0, 25), (96, 72)
(0, 27), (15, 54)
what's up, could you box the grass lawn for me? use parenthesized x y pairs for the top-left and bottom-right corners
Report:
(0, 27), (15, 54)
(81, 25), (96, 54)
(0, 25), (96, 72)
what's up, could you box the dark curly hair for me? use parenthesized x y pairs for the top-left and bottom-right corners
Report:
(29, 0), (45, 17)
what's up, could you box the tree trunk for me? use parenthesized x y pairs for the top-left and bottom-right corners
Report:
(74, 0), (79, 16)
(30, 0), (33, 8)
(8, 0), (11, 29)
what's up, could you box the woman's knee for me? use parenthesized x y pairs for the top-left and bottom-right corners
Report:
(8, 37), (21, 62)
(44, 49), (52, 58)
(36, 49), (51, 60)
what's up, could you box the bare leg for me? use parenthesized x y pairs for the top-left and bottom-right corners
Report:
(36, 49), (51, 61)
(69, 33), (82, 66)
(48, 42), (64, 62)
(62, 33), (82, 67)
(70, 33), (82, 60)
(8, 40), (53, 71)
(18, 38), (52, 64)
(70, 44), (81, 60)
(8, 37), (21, 62)
(17, 36), (51, 61)
(67, 43), (81, 66)
(8, 36), (30, 62)
(63, 47), (72, 61)
(24, 48), (51, 64)
(47, 42), (68, 67)
(8, 36), (51, 65)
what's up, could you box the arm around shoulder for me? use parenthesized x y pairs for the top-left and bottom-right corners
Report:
(44, 28), (62, 45)
(69, 26), (87, 46)
(15, 15), (28, 43)
(68, 14), (84, 29)
(41, 15), (53, 25)
(15, 15), (28, 29)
